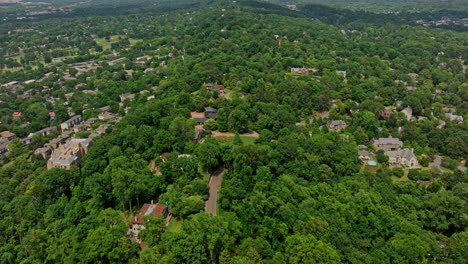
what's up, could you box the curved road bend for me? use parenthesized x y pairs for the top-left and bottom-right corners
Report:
(205, 166), (225, 216)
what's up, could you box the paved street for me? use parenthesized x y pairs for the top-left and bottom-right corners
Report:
(205, 166), (225, 216)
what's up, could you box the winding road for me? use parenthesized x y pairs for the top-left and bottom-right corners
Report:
(205, 166), (225, 216)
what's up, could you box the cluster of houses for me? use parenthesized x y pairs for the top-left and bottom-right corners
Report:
(0, 105), (119, 168)
(358, 137), (419, 169)
(39, 111), (118, 169)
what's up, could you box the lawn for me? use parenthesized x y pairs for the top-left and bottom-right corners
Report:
(165, 219), (182, 233)
(240, 136), (256, 144)
(391, 170), (410, 183)
(95, 35), (140, 50)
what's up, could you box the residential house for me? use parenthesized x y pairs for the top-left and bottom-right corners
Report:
(401, 107), (413, 121)
(205, 83), (225, 96)
(205, 83), (215, 91)
(98, 112), (115, 121)
(61, 130), (74, 140)
(445, 113), (464, 124)
(108, 57), (126, 66)
(204, 107), (217, 119)
(0, 131), (16, 141)
(47, 138), (92, 169)
(443, 107), (456, 113)
(326, 120), (347, 132)
(49, 112), (56, 121)
(37, 127), (57, 137)
(34, 146), (52, 159)
(60, 115), (82, 130)
(73, 123), (88, 133)
(358, 150), (374, 161)
(372, 137), (403, 151)
(96, 124), (113, 134)
(128, 201), (169, 243)
(64, 93), (74, 100)
(120, 93), (135, 102)
(12, 112), (23, 118)
(1, 81), (23, 91)
(82, 90), (97, 95)
(336, 70), (347, 78)
(46, 137), (66, 150)
(406, 86), (417, 92)
(21, 137), (32, 145)
(99, 106), (110, 112)
(385, 148), (419, 168)
(291, 68), (310, 74)
(136, 55), (152, 61)
(408, 73), (419, 78)
(381, 107), (393, 119)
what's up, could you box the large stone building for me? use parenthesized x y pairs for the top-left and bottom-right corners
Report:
(47, 138), (92, 169)
(385, 148), (419, 169)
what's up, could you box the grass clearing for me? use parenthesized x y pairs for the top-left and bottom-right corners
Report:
(391, 170), (410, 183)
(240, 136), (256, 144)
(95, 35), (140, 50)
(166, 218), (182, 233)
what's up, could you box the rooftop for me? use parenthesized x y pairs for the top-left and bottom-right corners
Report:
(129, 203), (167, 225)
(0, 131), (16, 139)
(374, 137), (403, 146)
(49, 138), (91, 166)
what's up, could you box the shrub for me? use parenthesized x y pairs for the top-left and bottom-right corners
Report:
(441, 157), (458, 170)
(407, 169), (421, 180)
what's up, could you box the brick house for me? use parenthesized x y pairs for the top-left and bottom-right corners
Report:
(128, 202), (169, 243)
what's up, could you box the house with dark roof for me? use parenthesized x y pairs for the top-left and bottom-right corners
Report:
(326, 120), (347, 132)
(192, 107), (217, 125)
(372, 137), (403, 151)
(204, 107), (217, 119)
(128, 201), (169, 243)
(358, 150), (374, 161)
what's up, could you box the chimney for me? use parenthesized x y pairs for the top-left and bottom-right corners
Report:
(134, 216), (137, 221)
(151, 200), (153, 205)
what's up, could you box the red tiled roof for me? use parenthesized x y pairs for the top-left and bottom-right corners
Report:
(129, 203), (167, 226)
(12, 112), (22, 117)
(49, 112), (56, 116)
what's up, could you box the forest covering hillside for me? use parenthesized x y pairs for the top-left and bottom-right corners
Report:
(0, 0), (467, 263)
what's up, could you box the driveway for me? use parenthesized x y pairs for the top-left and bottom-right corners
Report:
(205, 166), (225, 216)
